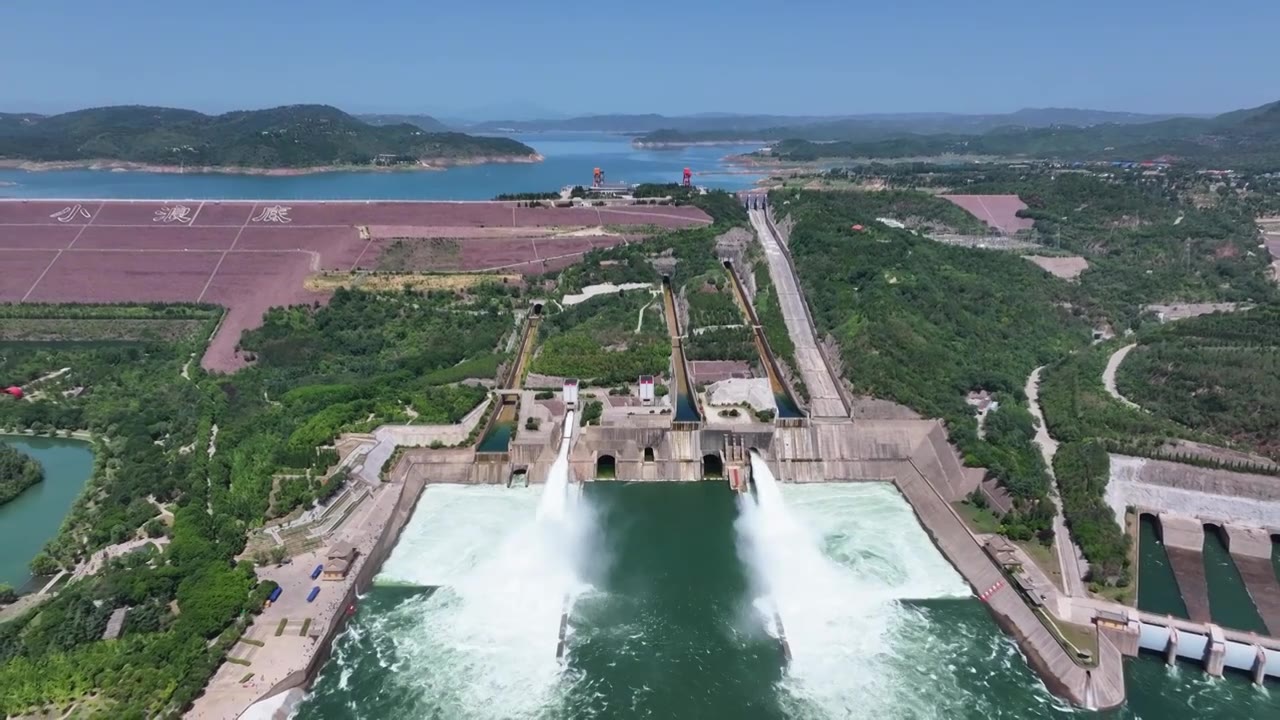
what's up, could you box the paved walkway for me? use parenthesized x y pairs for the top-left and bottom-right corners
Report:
(72, 537), (170, 580)
(749, 209), (848, 418)
(188, 483), (400, 720)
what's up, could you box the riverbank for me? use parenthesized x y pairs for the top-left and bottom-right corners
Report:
(1, 428), (94, 442)
(187, 467), (430, 718)
(0, 154), (544, 176)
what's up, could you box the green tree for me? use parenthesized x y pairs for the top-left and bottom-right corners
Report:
(29, 551), (60, 576)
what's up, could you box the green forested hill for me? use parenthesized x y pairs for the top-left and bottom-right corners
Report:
(0, 105), (537, 168)
(773, 189), (1091, 535)
(1117, 305), (1280, 460)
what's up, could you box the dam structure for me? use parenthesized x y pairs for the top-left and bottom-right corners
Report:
(383, 194), (1140, 711)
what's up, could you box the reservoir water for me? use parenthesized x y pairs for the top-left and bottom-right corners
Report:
(0, 436), (94, 589)
(293, 481), (1279, 719)
(0, 134), (764, 200)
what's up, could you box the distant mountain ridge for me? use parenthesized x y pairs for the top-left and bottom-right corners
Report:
(0, 105), (538, 170)
(616, 99), (1280, 170)
(466, 108), (1197, 135)
(741, 100), (1280, 169)
(357, 113), (449, 132)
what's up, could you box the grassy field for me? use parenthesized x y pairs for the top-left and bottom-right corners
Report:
(0, 317), (211, 343)
(953, 500), (1002, 534)
(1017, 539), (1064, 594)
(305, 272), (521, 293)
(375, 238), (461, 271)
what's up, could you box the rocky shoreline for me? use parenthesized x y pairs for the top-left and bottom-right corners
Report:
(0, 153), (544, 176)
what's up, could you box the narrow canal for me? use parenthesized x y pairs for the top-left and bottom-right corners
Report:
(1201, 524), (1268, 634)
(722, 261), (803, 420)
(1136, 514), (1271, 634)
(660, 277), (701, 424)
(477, 307), (543, 453)
(1136, 514), (1189, 619)
(0, 436), (94, 589)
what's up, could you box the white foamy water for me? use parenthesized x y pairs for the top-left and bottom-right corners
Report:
(345, 412), (593, 719)
(736, 455), (974, 718)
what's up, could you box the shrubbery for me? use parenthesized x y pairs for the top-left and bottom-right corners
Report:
(1053, 441), (1130, 584)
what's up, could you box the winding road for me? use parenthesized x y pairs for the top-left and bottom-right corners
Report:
(1101, 343), (1141, 410)
(1026, 366), (1088, 598)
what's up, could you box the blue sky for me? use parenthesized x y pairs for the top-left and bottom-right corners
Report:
(4, 0), (1276, 118)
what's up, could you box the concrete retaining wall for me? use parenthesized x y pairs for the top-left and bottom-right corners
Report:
(254, 472), (429, 709)
(893, 461), (1122, 709)
(1107, 455), (1280, 529)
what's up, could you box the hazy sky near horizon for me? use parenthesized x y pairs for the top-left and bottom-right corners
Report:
(4, 0), (1276, 118)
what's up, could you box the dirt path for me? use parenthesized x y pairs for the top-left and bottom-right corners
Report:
(1026, 366), (1087, 598)
(72, 537), (170, 580)
(636, 293), (658, 334)
(1102, 343), (1141, 410)
(32, 367), (71, 384)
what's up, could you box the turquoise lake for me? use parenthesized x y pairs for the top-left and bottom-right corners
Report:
(0, 133), (764, 200)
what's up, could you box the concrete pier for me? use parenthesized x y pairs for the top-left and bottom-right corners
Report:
(1225, 525), (1280, 635)
(1205, 624), (1227, 677)
(1158, 513), (1212, 622)
(1165, 627), (1179, 666)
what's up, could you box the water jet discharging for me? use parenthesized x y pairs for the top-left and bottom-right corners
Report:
(736, 452), (977, 716)
(544, 410), (583, 660)
(314, 410), (591, 719)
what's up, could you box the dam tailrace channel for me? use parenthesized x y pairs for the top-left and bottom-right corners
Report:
(293, 459), (1279, 718)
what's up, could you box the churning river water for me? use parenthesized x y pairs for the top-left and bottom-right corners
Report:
(292, 481), (1278, 720)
